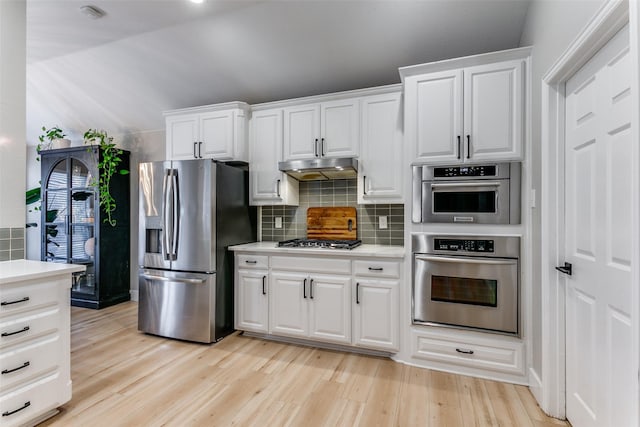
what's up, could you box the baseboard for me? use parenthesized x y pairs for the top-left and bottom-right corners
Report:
(529, 367), (543, 407)
(130, 290), (139, 302)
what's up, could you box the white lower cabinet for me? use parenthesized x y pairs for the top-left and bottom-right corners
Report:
(270, 271), (351, 345)
(353, 279), (399, 351)
(234, 251), (402, 353)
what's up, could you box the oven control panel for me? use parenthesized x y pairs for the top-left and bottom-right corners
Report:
(433, 165), (497, 178)
(433, 238), (494, 253)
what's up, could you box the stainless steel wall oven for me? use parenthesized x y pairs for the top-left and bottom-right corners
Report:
(412, 162), (521, 224)
(412, 234), (520, 336)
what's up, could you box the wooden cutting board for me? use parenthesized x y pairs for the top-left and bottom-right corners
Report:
(307, 207), (357, 240)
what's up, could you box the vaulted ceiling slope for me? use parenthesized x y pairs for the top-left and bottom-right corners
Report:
(26, 0), (530, 144)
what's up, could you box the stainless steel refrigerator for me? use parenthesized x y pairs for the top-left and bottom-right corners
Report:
(138, 159), (256, 343)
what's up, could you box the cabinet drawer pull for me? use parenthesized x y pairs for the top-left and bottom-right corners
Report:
(314, 138), (319, 157)
(309, 279), (314, 299)
(303, 278), (307, 299)
(276, 179), (281, 197)
(245, 260), (257, 264)
(457, 135), (461, 160)
(2, 361), (30, 375)
(1, 326), (30, 337)
(363, 176), (367, 195)
(2, 401), (30, 417)
(198, 141), (203, 158)
(356, 282), (360, 304)
(1, 296), (29, 306)
(455, 348), (474, 355)
(466, 135), (471, 159)
(368, 267), (384, 272)
(321, 137), (326, 156)
(262, 276), (267, 295)
(193, 142), (198, 158)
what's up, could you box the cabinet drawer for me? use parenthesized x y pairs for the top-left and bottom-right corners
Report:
(353, 260), (400, 278)
(236, 254), (269, 269)
(271, 256), (351, 274)
(0, 279), (64, 316)
(0, 307), (60, 349)
(0, 334), (61, 391)
(412, 330), (524, 375)
(0, 370), (67, 427)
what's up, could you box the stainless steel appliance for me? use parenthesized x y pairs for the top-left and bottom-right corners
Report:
(412, 162), (520, 224)
(277, 238), (362, 249)
(278, 157), (358, 181)
(412, 234), (520, 335)
(138, 159), (256, 343)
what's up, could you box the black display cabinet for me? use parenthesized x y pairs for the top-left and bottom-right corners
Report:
(40, 146), (130, 309)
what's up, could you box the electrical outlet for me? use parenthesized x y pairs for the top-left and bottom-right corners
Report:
(275, 217), (283, 229)
(379, 216), (388, 229)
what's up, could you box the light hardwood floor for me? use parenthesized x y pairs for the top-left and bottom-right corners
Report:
(41, 302), (568, 427)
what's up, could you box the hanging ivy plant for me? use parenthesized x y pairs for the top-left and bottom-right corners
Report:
(84, 129), (129, 227)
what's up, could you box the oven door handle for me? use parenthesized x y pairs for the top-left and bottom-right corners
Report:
(430, 181), (502, 189)
(415, 255), (517, 266)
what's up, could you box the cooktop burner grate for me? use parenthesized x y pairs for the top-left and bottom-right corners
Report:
(277, 238), (362, 250)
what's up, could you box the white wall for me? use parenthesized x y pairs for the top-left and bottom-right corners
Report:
(0, 1), (25, 229)
(519, 0), (605, 387)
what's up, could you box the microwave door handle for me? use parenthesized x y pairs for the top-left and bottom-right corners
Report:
(430, 181), (502, 189)
(415, 255), (517, 266)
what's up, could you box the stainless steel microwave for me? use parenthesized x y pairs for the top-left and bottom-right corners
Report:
(412, 162), (521, 224)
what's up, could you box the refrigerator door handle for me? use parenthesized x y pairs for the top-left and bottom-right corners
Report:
(140, 273), (206, 285)
(162, 172), (172, 260)
(171, 171), (180, 259)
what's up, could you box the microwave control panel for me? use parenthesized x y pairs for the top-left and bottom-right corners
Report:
(433, 165), (497, 178)
(433, 238), (494, 253)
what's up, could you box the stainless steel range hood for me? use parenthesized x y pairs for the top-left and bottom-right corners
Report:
(278, 158), (358, 181)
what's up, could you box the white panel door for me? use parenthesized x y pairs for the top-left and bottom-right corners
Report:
(464, 59), (523, 161)
(353, 279), (399, 351)
(358, 92), (404, 204)
(200, 110), (234, 160)
(236, 270), (268, 333)
(320, 98), (360, 158)
(166, 115), (198, 160)
(308, 274), (351, 344)
(283, 104), (320, 161)
(250, 109), (284, 203)
(564, 25), (633, 427)
(270, 272), (308, 338)
(407, 69), (462, 163)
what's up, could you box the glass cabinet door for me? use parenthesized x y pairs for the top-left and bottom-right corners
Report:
(44, 159), (69, 262)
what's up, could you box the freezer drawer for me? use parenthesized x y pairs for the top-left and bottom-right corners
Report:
(138, 269), (217, 343)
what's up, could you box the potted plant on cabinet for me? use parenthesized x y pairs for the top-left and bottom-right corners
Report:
(83, 129), (129, 227)
(38, 126), (71, 152)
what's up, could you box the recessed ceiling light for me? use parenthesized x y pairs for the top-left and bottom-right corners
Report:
(79, 5), (106, 19)
(190, 0), (205, 4)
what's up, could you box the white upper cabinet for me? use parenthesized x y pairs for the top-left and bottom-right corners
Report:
(283, 98), (359, 161)
(165, 102), (249, 162)
(401, 49), (529, 164)
(249, 108), (299, 206)
(358, 91), (404, 204)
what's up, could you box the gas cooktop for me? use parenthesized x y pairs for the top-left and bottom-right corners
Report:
(277, 238), (362, 250)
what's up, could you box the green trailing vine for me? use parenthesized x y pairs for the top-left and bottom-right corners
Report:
(84, 129), (129, 227)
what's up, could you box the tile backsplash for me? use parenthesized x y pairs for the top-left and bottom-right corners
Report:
(261, 179), (403, 246)
(0, 227), (25, 261)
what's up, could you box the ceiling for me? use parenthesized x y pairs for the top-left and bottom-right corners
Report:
(26, 0), (531, 144)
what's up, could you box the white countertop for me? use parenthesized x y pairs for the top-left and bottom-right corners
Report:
(229, 242), (406, 258)
(0, 260), (86, 285)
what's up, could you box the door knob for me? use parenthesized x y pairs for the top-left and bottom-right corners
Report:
(555, 262), (572, 276)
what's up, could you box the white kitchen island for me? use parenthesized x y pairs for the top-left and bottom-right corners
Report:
(0, 260), (84, 427)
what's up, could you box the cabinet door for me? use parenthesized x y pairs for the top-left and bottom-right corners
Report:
(358, 92), (404, 204)
(308, 275), (351, 344)
(406, 69), (463, 164)
(166, 114), (199, 160)
(353, 279), (399, 351)
(320, 99), (360, 158)
(250, 109), (285, 203)
(463, 59), (524, 161)
(236, 270), (269, 333)
(270, 271), (308, 338)
(283, 104), (320, 161)
(200, 110), (234, 160)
